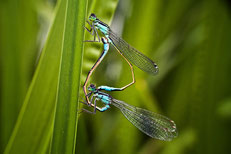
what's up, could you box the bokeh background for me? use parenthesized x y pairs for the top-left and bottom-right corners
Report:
(1, 0), (231, 154)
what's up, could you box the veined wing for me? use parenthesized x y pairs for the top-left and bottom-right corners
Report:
(111, 99), (178, 141)
(109, 30), (158, 75)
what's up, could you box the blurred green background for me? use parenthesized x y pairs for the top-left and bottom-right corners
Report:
(1, 0), (231, 154)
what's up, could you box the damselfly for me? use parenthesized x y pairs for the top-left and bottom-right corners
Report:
(83, 14), (158, 104)
(81, 84), (178, 141)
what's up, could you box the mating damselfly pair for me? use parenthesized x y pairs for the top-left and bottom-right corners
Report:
(82, 13), (178, 141)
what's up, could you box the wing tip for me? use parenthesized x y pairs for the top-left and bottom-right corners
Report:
(149, 62), (159, 75)
(152, 120), (178, 141)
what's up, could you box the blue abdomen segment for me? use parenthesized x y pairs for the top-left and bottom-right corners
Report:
(103, 44), (109, 51)
(98, 86), (122, 91)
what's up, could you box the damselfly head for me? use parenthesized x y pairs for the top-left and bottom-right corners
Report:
(88, 84), (97, 92)
(89, 13), (97, 21)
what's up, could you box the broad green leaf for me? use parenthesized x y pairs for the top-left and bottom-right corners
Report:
(50, 0), (87, 153)
(4, 0), (67, 153)
(0, 0), (38, 151)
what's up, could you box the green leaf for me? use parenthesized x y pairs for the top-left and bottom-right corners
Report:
(217, 98), (231, 119)
(4, 0), (67, 153)
(50, 0), (87, 153)
(0, 0), (38, 151)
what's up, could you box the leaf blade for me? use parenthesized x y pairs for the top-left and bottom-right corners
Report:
(4, 0), (67, 153)
(50, 0), (87, 153)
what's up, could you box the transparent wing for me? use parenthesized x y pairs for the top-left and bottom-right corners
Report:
(111, 99), (178, 141)
(109, 30), (159, 75)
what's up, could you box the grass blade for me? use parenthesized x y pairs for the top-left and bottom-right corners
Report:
(0, 0), (38, 151)
(4, 0), (67, 153)
(50, 0), (87, 153)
